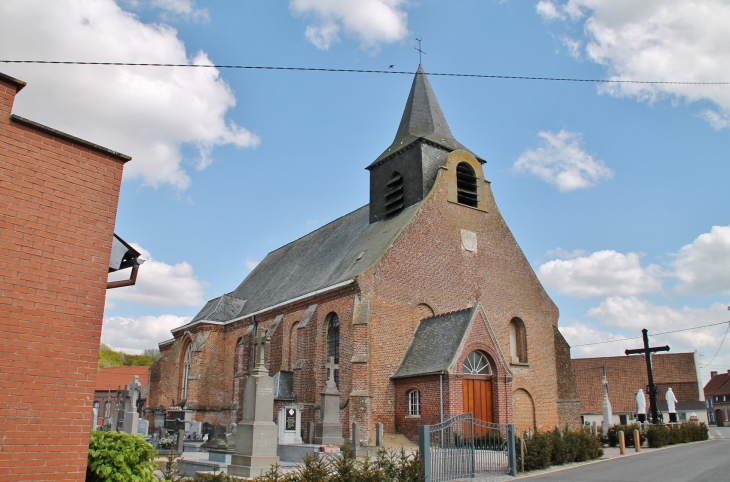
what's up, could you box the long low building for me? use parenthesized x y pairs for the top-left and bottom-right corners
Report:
(572, 352), (707, 426)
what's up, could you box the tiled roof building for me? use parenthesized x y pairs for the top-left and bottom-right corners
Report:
(572, 353), (705, 425)
(704, 370), (730, 425)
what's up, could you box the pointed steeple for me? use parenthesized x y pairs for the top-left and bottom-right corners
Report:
(369, 66), (482, 168)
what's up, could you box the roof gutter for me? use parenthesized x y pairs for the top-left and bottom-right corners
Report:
(170, 279), (356, 335)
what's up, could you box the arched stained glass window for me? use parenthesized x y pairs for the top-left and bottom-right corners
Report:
(326, 313), (340, 387)
(181, 343), (191, 400)
(463, 351), (492, 375)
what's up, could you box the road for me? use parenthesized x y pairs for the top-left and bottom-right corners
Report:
(522, 427), (730, 482)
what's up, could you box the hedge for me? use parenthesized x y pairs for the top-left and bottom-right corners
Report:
(646, 423), (709, 448)
(515, 427), (603, 472)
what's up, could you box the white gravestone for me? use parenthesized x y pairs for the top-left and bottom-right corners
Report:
(190, 421), (202, 439)
(137, 419), (149, 436)
(278, 405), (302, 445)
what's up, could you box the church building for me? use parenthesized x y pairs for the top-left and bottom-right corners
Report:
(147, 66), (579, 444)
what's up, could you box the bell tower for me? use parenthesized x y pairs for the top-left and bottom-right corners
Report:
(367, 65), (484, 223)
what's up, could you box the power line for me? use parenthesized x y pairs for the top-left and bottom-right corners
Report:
(572, 321), (730, 347)
(2, 60), (729, 85)
(701, 323), (730, 368)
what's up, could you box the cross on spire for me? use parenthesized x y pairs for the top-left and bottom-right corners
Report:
(414, 38), (426, 65)
(625, 329), (670, 424)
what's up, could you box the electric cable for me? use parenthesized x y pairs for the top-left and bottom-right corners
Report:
(571, 321), (730, 347)
(701, 322), (730, 368)
(2, 60), (729, 85)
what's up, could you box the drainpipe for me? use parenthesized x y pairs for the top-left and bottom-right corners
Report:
(440, 373), (444, 423)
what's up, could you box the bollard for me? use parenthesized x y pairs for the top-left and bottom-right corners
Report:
(592, 421), (597, 436)
(634, 429), (641, 452)
(618, 430), (625, 455)
(375, 422), (384, 447)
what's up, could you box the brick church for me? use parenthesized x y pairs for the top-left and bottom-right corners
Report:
(147, 66), (579, 443)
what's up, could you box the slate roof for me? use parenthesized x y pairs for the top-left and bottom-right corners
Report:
(186, 203), (419, 324)
(572, 353), (702, 414)
(392, 308), (474, 379)
(369, 65), (483, 168)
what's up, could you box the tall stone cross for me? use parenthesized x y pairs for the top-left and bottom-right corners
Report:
(625, 329), (670, 424)
(252, 327), (269, 375)
(325, 356), (339, 390)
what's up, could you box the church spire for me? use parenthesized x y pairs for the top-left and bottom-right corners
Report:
(369, 66), (482, 168)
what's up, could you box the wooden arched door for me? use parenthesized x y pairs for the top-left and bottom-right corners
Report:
(462, 351), (494, 423)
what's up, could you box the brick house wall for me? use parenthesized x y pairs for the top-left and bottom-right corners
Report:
(0, 73), (128, 481)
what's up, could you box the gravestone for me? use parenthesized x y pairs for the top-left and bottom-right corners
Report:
(375, 422), (384, 447)
(278, 405), (302, 445)
(202, 422), (214, 440)
(308, 421), (315, 444)
(351, 422), (360, 457)
(228, 328), (280, 478)
(91, 405), (98, 429)
(122, 376), (141, 434)
(189, 421), (202, 439)
(138, 419), (149, 436)
(314, 357), (344, 445)
(229, 422), (237, 434)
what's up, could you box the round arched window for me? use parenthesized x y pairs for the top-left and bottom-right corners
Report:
(463, 351), (492, 375)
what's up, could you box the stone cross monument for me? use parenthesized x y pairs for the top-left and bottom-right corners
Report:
(122, 375), (140, 435)
(314, 357), (344, 445)
(228, 328), (280, 478)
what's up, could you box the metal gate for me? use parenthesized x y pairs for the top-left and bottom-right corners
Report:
(419, 413), (516, 481)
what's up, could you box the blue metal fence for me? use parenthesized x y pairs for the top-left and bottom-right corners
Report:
(419, 413), (516, 481)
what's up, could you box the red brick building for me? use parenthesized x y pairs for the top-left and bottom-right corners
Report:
(0, 72), (131, 480)
(93, 367), (150, 429)
(704, 370), (730, 426)
(572, 353), (706, 425)
(147, 66), (579, 444)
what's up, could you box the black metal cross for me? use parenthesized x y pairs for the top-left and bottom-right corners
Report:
(414, 38), (426, 65)
(625, 329), (669, 424)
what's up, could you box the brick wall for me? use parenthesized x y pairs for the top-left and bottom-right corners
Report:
(0, 74), (127, 480)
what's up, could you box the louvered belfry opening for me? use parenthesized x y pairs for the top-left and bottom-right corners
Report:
(456, 162), (478, 207)
(384, 171), (404, 218)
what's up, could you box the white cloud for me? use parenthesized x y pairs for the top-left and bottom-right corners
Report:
(539, 250), (662, 297)
(699, 109), (730, 130)
(560, 36), (582, 59)
(101, 314), (191, 353)
(107, 244), (207, 306)
(0, 0), (259, 190)
(587, 297), (730, 359)
(289, 0), (410, 51)
(245, 258), (260, 271)
(536, 1), (565, 21)
(549, 0), (730, 129)
(514, 130), (613, 192)
(672, 225), (730, 295)
(150, 0), (209, 22)
(559, 321), (629, 357)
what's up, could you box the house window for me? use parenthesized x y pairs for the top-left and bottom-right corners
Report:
(384, 171), (404, 218)
(408, 390), (421, 417)
(326, 313), (340, 387)
(180, 343), (192, 400)
(463, 351), (492, 375)
(619, 414), (627, 425)
(456, 162), (478, 207)
(509, 318), (528, 364)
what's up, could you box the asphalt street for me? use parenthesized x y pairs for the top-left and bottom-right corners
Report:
(521, 427), (730, 482)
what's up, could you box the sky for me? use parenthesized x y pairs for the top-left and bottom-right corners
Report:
(1, 0), (729, 384)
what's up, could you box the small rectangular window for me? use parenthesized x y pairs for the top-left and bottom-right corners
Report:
(408, 390), (420, 417)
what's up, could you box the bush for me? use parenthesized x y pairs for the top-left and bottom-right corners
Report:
(605, 424), (646, 448)
(86, 430), (158, 482)
(646, 423), (709, 448)
(254, 447), (424, 482)
(516, 427), (603, 472)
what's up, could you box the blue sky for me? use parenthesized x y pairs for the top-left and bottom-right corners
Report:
(1, 0), (729, 380)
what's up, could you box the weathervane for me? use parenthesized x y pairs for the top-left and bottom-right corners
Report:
(414, 38), (426, 65)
